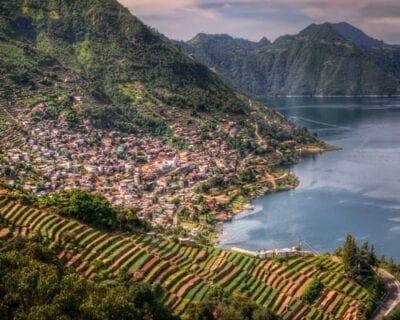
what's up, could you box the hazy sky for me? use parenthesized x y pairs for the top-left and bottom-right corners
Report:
(118, 0), (400, 44)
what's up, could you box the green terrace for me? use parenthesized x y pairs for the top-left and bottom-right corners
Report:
(0, 197), (374, 319)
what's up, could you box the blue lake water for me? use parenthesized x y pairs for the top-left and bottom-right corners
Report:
(219, 97), (400, 261)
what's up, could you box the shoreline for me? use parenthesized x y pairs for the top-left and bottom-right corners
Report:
(297, 143), (341, 155)
(214, 143), (336, 245)
(213, 179), (298, 246)
(256, 95), (400, 99)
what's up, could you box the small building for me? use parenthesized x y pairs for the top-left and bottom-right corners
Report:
(257, 247), (314, 259)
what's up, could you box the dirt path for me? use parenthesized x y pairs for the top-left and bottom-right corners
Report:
(372, 268), (400, 319)
(254, 122), (267, 148)
(0, 106), (19, 123)
(265, 172), (288, 190)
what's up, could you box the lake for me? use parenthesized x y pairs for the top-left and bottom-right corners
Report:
(218, 97), (400, 261)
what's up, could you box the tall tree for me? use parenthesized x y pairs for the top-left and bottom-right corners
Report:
(343, 234), (358, 278)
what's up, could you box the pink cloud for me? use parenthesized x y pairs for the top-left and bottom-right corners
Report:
(117, 0), (400, 43)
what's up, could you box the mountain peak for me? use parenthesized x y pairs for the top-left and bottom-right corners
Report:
(0, 0), (247, 115)
(298, 22), (384, 48)
(298, 23), (344, 42)
(331, 22), (384, 48)
(258, 36), (271, 46)
(181, 22), (400, 98)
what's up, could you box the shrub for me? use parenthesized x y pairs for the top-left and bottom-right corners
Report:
(302, 277), (322, 304)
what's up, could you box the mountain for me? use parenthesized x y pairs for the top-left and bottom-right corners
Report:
(175, 34), (271, 95)
(178, 23), (400, 97)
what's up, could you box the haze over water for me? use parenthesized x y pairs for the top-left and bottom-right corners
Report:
(219, 97), (400, 261)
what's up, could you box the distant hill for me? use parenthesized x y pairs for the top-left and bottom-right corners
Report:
(178, 23), (400, 97)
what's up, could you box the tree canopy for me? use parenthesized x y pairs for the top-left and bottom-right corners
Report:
(41, 189), (150, 232)
(0, 238), (177, 320)
(342, 234), (359, 278)
(184, 286), (280, 320)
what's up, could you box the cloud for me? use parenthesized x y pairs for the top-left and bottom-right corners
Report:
(118, 0), (198, 15)
(117, 0), (400, 43)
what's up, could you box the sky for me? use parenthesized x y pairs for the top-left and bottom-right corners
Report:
(118, 0), (400, 44)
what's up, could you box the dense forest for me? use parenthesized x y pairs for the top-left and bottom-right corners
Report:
(0, 238), (177, 320)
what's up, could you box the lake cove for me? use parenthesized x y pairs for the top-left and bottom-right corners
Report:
(219, 97), (400, 261)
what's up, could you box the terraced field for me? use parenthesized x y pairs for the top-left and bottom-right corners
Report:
(0, 197), (375, 319)
(0, 106), (26, 148)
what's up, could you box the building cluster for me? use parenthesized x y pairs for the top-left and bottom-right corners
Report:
(231, 246), (314, 259)
(0, 106), (259, 229)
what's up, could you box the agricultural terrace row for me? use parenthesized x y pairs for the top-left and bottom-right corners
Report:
(0, 106), (26, 149)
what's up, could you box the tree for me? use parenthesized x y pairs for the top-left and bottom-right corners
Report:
(369, 245), (377, 266)
(59, 189), (116, 229)
(185, 288), (280, 320)
(240, 168), (256, 183)
(301, 277), (322, 304)
(361, 242), (377, 266)
(342, 234), (359, 278)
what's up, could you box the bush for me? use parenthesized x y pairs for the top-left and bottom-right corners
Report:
(185, 290), (280, 320)
(301, 277), (322, 304)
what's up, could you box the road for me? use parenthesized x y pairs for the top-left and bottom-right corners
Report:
(372, 268), (400, 319)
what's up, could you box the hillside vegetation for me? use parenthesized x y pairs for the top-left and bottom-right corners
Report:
(0, 0), (245, 114)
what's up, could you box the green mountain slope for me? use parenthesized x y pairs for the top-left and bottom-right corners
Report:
(178, 23), (400, 98)
(0, 0), (245, 114)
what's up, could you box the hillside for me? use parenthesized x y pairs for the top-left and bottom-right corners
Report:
(0, 0), (247, 113)
(0, 195), (381, 319)
(178, 23), (400, 98)
(0, 0), (323, 236)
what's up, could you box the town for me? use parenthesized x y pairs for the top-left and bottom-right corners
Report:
(0, 99), (299, 237)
